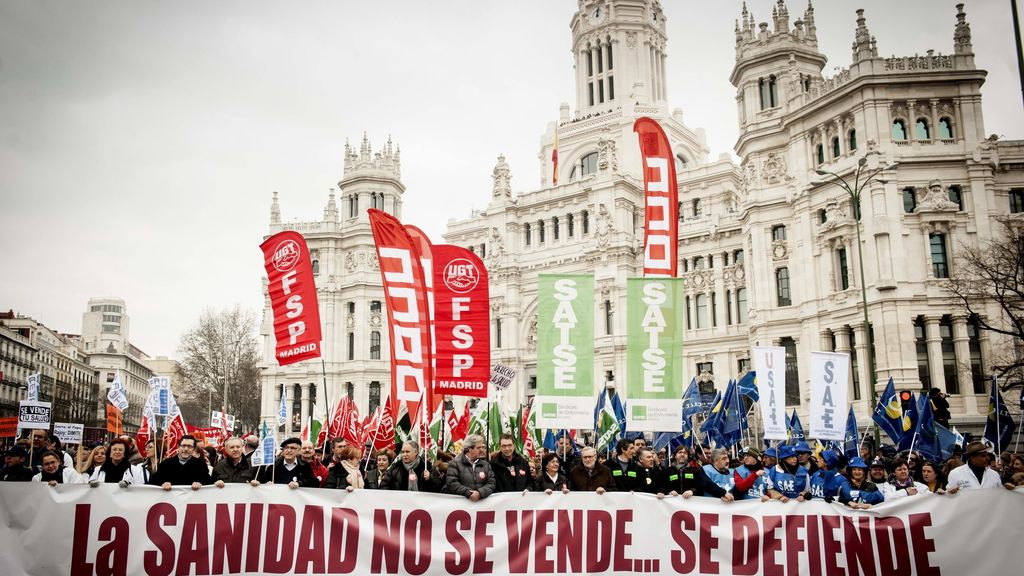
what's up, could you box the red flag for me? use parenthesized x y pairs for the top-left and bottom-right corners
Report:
(450, 402), (470, 444)
(105, 404), (123, 435)
(163, 412), (188, 458)
(135, 414), (151, 457)
(260, 230), (323, 365)
(368, 209), (435, 421)
(327, 396), (350, 441)
(432, 245), (490, 398)
(634, 117), (679, 277)
(404, 225), (442, 423)
(372, 396), (397, 451)
(343, 401), (362, 447)
(522, 398), (537, 458)
(446, 408), (460, 440)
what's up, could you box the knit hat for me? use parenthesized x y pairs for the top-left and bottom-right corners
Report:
(820, 450), (840, 469)
(740, 446), (762, 458)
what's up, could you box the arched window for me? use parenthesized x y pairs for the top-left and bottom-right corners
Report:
(736, 288), (748, 324)
(781, 337), (800, 405)
(903, 187), (917, 213)
(345, 382), (354, 400)
(524, 222), (531, 246)
(768, 75), (778, 107)
(311, 259), (319, 275)
(370, 331), (381, 360)
(570, 152), (599, 181)
(552, 216), (560, 240)
(892, 119), (907, 141)
(915, 118), (930, 140)
(939, 117), (954, 139)
(693, 256), (705, 269)
(368, 381), (381, 412)
(776, 267), (792, 306)
(930, 233), (949, 278)
(848, 129), (857, 151)
(816, 144), (825, 165)
(538, 220), (545, 244)
(947, 185), (963, 211)
(832, 137), (840, 159)
(347, 332), (355, 360)
(582, 210), (590, 234)
(676, 153), (688, 172)
(695, 294), (708, 329)
(692, 198), (702, 218)
(939, 317), (958, 394)
(567, 213), (575, 237)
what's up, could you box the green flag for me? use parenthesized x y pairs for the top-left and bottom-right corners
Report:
(626, 278), (685, 431)
(488, 400), (504, 452)
(595, 392), (621, 452)
(536, 274), (595, 429)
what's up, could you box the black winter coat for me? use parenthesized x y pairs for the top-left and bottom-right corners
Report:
(490, 453), (533, 492)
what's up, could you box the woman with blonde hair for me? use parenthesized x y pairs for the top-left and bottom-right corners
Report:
(77, 444), (107, 479)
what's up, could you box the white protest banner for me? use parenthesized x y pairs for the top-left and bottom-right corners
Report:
(210, 411), (236, 430)
(810, 351), (851, 441)
(107, 387), (129, 412)
(26, 373), (40, 402)
(17, 400), (51, 430)
(753, 346), (788, 440)
(489, 364), (516, 391)
(52, 422), (84, 445)
(0, 484), (1022, 575)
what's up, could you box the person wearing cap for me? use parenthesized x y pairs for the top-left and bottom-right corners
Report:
(252, 437), (317, 489)
(766, 444), (809, 501)
(762, 447), (778, 470)
(805, 450), (848, 502)
(946, 442), (1012, 492)
(839, 457), (884, 508)
(868, 457), (890, 485)
(794, 441), (818, 474)
(2, 446), (34, 482)
(148, 435), (213, 490)
(733, 447), (772, 501)
(879, 457), (928, 500)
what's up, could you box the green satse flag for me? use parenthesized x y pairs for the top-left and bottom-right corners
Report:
(596, 394), (621, 452)
(626, 278), (685, 431)
(536, 274), (595, 429)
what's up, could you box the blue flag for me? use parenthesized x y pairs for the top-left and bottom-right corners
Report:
(935, 423), (963, 461)
(737, 371), (759, 402)
(681, 377), (704, 419)
(984, 377), (1015, 452)
(722, 379), (748, 447)
(542, 429), (556, 452)
(872, 377), (904, 446)
(787, 410), (805, 445)
(911, 394), (941, 461)
(843, 406), (859, 459)
(700, 390), (724, 446)
(898, 392), (922, 451)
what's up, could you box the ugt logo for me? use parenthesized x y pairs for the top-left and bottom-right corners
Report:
(443, 258), (479, 293)
(272, 239), (301, 272)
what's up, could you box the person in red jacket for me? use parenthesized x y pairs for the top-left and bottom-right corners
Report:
(300, 441), (329, 487)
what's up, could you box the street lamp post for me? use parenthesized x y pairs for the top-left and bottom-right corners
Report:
(814, 156), (896, 446)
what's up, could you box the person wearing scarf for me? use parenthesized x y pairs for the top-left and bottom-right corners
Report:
(880, 457), (928, 500)
(379, 441), (438, 492)
(32, 450), (84, 486)
(96, 439), (132, 484)
(732, 447), (771, 501)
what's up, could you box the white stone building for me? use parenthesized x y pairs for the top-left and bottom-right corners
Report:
(260, 0), (1024, 436)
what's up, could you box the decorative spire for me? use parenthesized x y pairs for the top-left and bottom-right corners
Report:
(492, 155), (512, 199)
(851, 9), (874, 62)
(953, 3), (972, 55)
(270, 191), (280, 225)
(324, 188), (338, 222)
(776, 0), (789, 33)
(804, 0), (816, 40)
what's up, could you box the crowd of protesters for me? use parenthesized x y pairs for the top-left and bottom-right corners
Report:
(2, 426), (1021, 507)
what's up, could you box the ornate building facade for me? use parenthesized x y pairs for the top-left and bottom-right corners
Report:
(261, 0), (1024, 435)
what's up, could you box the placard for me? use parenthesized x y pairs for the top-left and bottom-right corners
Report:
(489, 364), (516, 391)
(18, 400), (51, 430)
(52, 422), (84, 445)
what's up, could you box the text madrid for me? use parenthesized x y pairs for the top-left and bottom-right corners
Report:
(70, 503), (941, 575)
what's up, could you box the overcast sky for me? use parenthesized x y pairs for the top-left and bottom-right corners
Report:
(1, 0), (1021, 359)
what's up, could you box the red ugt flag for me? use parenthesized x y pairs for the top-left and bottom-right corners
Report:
(260, 231), (322, 365)
(634, 117), (679, 278)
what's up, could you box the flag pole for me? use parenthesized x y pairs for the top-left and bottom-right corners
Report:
(1014, 417), (1022, 454)
(320, 354), (331, 462)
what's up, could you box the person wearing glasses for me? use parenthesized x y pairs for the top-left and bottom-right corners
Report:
(252, 437), (317, 489)
(148, 435), (212, 491)
(490, 433), (533, 493)
(568, 446), (615, 493)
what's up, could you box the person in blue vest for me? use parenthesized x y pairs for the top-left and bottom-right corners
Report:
(805, 449), (848, 502)
(766, 444), (808, 501)
(732, 446), (773, 501)
(838, 457), (884, 509)
(794, 441), (818, 474)
(702, 448), (736, 493)
(762, 446), (778, 470)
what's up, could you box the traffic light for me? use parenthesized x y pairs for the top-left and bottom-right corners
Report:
(899, 390), (914, 411)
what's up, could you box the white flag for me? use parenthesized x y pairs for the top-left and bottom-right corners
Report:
(809, 351), (850, 441)
(26, 373), (40, 402)
(277, 389), (288, 426)
(753, 347), (787, 440)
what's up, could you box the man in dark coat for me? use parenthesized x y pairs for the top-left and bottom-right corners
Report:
(445, 434), (495, 501)
(148, 435), (213, 490)
(608, 438), (637, 491)
(1, 446), (34, 482)
(253, 437), (317, 488)
(626, 447), (669, 495)
(213, 437), (254, 486)
(568, 447), (615, 493)
(490, 433), (532, 492)
(379, 441), (440, 492)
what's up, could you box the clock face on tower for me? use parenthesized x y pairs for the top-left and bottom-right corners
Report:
(588, 5), (606, 25)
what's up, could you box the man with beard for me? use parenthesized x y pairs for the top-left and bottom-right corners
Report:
(839, 457), (884, 508)
(490, 433), (532, 492)
(212, 437), (254, 486)
(568, 446), (615, 493)
(300, 441), (329, 486)
(148, 435), (213, 490)
(804, 450), (848, 503)
(868, 457), (890, 486)
(380, 441), (440, 492)
(733, 447), (772, 501)
(766, 445), (809, 501)
(702, 448), (736, 494)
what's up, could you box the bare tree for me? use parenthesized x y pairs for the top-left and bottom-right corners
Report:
(947, 220), (1024, 388)
(176, 306), (261, 432)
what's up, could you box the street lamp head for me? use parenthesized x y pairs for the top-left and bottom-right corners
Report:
(814, 169), (828, 176)
(857, 157), (868, 167)
(875, 178), (889, 185)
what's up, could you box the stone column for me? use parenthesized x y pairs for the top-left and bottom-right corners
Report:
(921, 223), (935, 279)
(300, 382), (310, 432)
(852, 324), (871, 398)
(951, 315), (978, 414)
(907, 100), (917, 142)
(924, 316), (945, 394)
(834, 118), (844, 158)
(820, 329), (833, 351)
(929, 98), (940, 140)
(953, 99), (963, 142)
